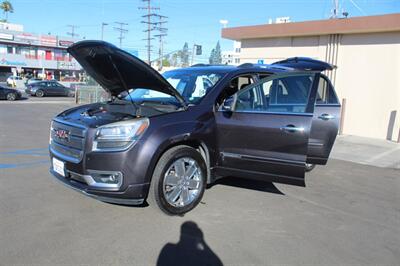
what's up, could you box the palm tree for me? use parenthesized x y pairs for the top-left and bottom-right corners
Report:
(0, 1), (13, 22)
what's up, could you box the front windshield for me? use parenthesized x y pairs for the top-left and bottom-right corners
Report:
(123, 69), (224, 105)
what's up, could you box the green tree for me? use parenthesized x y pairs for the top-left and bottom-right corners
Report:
(0, 1), (13, 22)
(209, 48), (215, 64)
(162, 58), (170, 67)
(209, 41), (222, 64)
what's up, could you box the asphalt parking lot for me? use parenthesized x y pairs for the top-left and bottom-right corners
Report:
(0, 99), (399, 265)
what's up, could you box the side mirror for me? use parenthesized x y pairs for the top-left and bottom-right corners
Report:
(221, 96), (235, 112)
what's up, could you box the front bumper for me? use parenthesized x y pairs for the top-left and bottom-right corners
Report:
(50, 168), (148, 205)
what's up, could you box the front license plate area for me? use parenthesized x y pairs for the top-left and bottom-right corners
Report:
(52, 157), (65, 177)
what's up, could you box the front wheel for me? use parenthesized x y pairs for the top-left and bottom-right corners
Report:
(148, 145), (207, 215)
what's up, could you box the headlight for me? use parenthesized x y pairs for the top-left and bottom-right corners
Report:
(92, 118), (149, 151)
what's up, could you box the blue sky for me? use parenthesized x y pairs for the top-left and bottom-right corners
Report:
(6, 0), (400, 62)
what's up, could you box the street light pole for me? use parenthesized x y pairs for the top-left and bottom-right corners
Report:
(101, 23), (108, 40)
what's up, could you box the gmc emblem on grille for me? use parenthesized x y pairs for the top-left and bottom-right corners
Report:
(55, 129), (70, 141)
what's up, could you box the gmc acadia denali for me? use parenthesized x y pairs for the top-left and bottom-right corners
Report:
(49, 41), (341, 215)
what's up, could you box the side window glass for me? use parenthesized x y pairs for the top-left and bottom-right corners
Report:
(217, 75), (254, 105)
(316, 77), (339, 104)
(261, 75), (314, 113)
(236, 86), (262, 112)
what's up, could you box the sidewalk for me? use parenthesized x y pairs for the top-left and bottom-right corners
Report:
(330, 135), (400, 169)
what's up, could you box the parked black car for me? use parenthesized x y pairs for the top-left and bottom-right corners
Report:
(0, 86), (22, 101)
(49, 41), (341, 215)
(25, 80), (72, 97)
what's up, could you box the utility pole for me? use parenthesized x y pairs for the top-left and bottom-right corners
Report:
(331, 0), (340, 18)
(67, 25), (79, 38)
(139, 0), (160, 64)
(101, 22), (108, 40)
(153, 15), (168, 70)
(114, 22), (128, 48)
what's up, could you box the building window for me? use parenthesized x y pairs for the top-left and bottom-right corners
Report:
(235, 58), (240, 64)
(7, 46), (13, 54)
(235, 48), (241, 53)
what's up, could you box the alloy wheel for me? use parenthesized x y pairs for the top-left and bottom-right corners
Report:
(162, 157), (203, 208)
(6, 93), (16, 101)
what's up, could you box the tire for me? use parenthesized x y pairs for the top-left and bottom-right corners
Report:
(35, 90), (44, 97)
(148, 145), (207, 215)
(305, 163), (316, 172)
(6, 92), (16, 101)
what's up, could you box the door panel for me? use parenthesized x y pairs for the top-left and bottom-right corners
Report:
(216, 111), (313, 185)
(215, 73), (319, 186)
(307, 75), (341, 164)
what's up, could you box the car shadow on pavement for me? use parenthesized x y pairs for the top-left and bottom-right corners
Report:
(157, 221), (223, 266)
(209, 177), (284, 195)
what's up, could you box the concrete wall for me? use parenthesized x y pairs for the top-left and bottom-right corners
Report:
(239, 32), (400, 141)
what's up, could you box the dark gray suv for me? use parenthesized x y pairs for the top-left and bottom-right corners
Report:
(49, 41), (341, 215)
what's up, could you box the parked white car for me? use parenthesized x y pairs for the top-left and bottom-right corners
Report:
(6, 76), (24, 88)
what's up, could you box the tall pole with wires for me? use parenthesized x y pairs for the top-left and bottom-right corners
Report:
(153, 15), (168, 70)
(67, 25), (79, 38)
(114, 22), (128, 48)
(139, 0), (160, 64)
(331, 0), (340, 18)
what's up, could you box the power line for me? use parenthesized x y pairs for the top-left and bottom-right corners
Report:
(114, 22), (129, 48)
(67, 25), (79, 38)
(139, 0), (161, 64)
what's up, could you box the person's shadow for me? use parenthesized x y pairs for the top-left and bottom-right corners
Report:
(157, 221), (223, 266)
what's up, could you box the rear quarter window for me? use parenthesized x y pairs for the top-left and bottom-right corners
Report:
(316, 76), (339, 104)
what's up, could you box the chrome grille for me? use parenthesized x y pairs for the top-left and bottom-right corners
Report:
(50, 119), (87, 163)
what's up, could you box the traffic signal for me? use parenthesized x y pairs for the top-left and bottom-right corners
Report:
(196, 45), (202, 55)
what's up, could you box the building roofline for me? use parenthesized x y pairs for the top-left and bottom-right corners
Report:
(222, 13), (400, 40)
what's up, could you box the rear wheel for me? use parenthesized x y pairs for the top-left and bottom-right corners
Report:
(6, 92), (16, 101)
(148, 145), (207, 215)
(35, 90), (44, 97)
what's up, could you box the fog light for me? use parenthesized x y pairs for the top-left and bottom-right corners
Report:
(86, 171), (123, 189)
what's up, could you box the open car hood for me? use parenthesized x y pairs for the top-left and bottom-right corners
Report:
(67, 40), (186, 106)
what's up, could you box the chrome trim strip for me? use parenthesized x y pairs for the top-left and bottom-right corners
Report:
(225, 110), (314, 117)
(50, 144), (81, 164)
(66, 170), (123, 191)
(221, 152), (304, 166)
(53, 118), (87, 130)
(50, 169), (144, 206)
(315, 104), (341, 107)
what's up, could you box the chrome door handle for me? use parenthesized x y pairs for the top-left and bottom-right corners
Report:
(318, 113), (335, 120)
(280, 126), (305, 133)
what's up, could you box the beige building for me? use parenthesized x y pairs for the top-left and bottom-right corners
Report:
(222, 13), (400, 141)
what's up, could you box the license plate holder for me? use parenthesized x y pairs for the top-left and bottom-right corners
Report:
(52, 157), (65, 177)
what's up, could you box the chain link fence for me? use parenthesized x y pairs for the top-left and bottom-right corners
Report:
(74, 85), (111, 104)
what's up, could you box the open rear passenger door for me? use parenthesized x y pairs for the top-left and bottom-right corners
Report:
(215, 72), (320, 187)
(273, 57), (341, 165)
